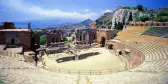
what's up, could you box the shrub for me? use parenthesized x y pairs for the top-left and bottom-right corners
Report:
(157, 12), (168, 17)
(62, 37), (68, 42)
(156, 16), (168, 22)
(135, 16), (150, 22)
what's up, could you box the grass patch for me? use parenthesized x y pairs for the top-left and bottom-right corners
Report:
(142, 27), (168, 38)
(0, 80), (4, 84)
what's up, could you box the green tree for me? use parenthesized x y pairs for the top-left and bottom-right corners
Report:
(135, 16), (150, 22)
(40, 35), (46, 45)
(62, 37), (68, 42)
(114, 22), (124, 30)
(157, 12), (168, 17)
(136, 4), (144, 11)
(156, 16), (168, 22)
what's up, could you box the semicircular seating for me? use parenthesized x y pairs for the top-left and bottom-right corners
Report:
(1, 41), (168, 84)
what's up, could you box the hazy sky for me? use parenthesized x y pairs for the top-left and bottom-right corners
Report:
(0, 0), (168, 22)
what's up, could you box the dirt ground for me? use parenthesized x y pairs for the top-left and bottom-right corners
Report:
(43, 48), (125, 70)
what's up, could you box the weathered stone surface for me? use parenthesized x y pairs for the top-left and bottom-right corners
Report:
(111, 8), (149, 29)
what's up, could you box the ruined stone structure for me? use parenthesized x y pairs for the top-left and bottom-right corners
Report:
(91, 22), (97, 29)
(75, 28), (97, 45)
(1, 22), (15, 29)
(0, 29), (31, 50)
(0, 22), (41, 51)
(96, 29), (118, 47)
(0, 22), (32, 50)
(46, 30), (62, 47)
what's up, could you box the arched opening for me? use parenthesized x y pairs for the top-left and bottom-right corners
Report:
(157, 23), (159, 26)
(119, 51), (122, 55)
(11, 38), (15, 45)
(72, 36), (75, 41)
(108, 45), (113, 50)
(93, 34), (96, 39)
(83, 34), (85, 41)
(52, 37), (54, 43)
(100, 37), (106, 47)
(79, 34), (82, 41)
(31, 37), (35, 50)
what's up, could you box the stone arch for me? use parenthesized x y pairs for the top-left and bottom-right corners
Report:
(79, 34), (82, 41)
(93, 34), (96, 39)
(157, 23), (159, 26)
(82, 31), (86, 41)
(52, 37), (54, 43)
(119, 51), (122, 55)
(11, 38), (15, 45)
(100, 37), (106, 47)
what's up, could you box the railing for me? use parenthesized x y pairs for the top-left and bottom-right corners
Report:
(44, 66), (126, 75)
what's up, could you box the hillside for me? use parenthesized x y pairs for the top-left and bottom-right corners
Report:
(48, 19), (93, 30)
(149, 6), (168, 12)
(96, 12), (113, 28)
(95, 5), (168, 30)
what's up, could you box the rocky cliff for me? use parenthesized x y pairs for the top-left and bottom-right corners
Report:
(96, 6), (168, 30)
(96, 7), (150, 29)
(111, 8), (150, 29)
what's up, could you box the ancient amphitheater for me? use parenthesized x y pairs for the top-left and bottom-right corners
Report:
(1, 22), (168, 84)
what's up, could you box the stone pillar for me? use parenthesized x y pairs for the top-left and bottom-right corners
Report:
(81, 33), (84, 44)
(75, 55), (78, 61)
(75, 32), (77, 44)
(28, 22), (31, 29)
(86, 32), (89, 44)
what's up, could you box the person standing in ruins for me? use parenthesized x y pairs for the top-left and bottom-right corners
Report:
(33, 44), (39, 67)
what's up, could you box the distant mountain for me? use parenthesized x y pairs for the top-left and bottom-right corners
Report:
(13, 19), (80, 29)
(73, 19), (93, 27)
(45, 19), (93, 30)
(149, 6), (168, 13)
(13, 19), (93, 30)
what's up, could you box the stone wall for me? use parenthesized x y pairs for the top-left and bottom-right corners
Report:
(2, 22), (15, 29)
(0, 31), (31, 51)
(46, 30), (61, 47)
(129, 22), (168, 26)
(75, 28), (96, 45)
